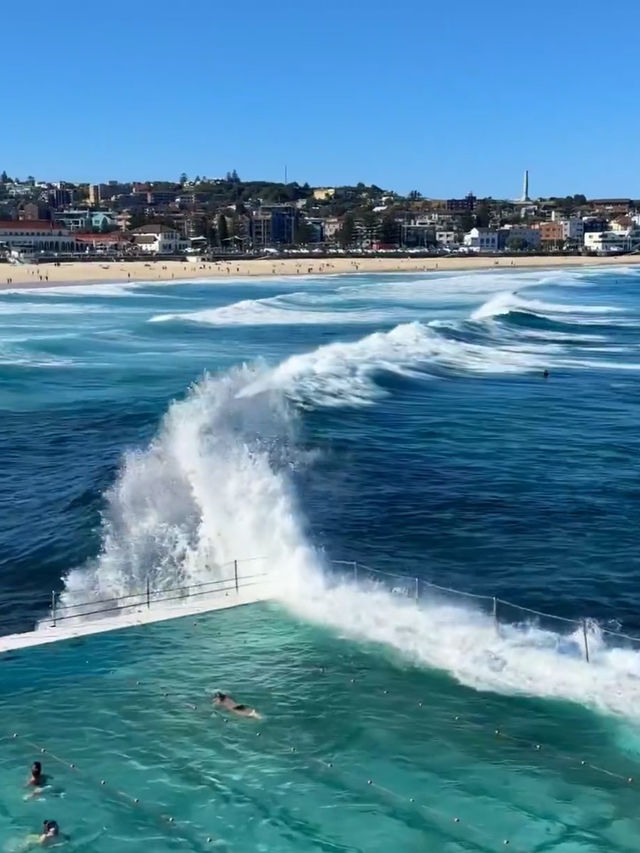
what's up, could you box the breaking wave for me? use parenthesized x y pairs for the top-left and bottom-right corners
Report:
(58, 353), (640, 721)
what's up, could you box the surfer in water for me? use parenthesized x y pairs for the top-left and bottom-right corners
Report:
(543, 369), (549, 379)
(213, 691), (261, 719)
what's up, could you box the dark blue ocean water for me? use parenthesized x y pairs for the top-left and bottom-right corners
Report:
(2, 266), (640, 852)
(1, 266), (639, 630)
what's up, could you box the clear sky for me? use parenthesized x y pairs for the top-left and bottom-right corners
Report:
(6, 0), (640, 197)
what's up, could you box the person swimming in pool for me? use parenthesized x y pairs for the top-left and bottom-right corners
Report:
(38, 820), (59, 845)
(26, 762), (48, 797)
(213, 691), (261, 719)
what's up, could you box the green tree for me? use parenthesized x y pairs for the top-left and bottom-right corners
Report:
(231, 169), (240, 183)
(474, 203), (491, 228)
(408, 189), (422, 201)
(338, 214), (356, 248)
(179, 172), (188, 185)
(217, 214), (229, 246)
(380, 214), (399, 246)
(0, 171), (8, 183)
(294, 219), (313, 246)
(460, 212), (475, 233)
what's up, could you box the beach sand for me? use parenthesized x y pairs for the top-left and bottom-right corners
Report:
(1, 253), (639, 290)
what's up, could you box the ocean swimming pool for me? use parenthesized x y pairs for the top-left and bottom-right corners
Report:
(3, 266), (640, 851)
(2, 603), (640, 852)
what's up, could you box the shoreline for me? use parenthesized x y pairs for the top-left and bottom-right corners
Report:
(1, 253), (640, 291)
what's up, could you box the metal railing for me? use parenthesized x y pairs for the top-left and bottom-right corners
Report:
(328, 560), (640, 663)
(48, 557), (269, 628)
(3, 556), (640, 662)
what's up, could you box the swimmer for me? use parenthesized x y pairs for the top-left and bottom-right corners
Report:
(38, 820), (59, 845)
(213, 691), (261, 719)
(543, 369), (549, 379)
(26, 762), (48, 796)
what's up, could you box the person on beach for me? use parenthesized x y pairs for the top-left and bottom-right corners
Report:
(213, 691), (260, 718)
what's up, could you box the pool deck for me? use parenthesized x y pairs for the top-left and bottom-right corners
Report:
(0, 586), (270, 654)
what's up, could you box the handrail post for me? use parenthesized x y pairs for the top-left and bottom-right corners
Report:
(146, 577), (150, 610)
(492, 597), (498, 632)
(582, 619), (590, 663)
(51, 591), (57, 628)
(234, 559), (239, 595)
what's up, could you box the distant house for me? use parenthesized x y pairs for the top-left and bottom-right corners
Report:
(131, 224), (187, 254)
(312, 188), (335, 201)
(75, 232), (131, 253)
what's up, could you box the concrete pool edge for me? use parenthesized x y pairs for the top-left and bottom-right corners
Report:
(0, 585), (271, 653)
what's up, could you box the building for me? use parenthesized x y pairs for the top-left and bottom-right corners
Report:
(52, 209), (92, 231)
(584, 229), (640, 254)
(463, 227), (499, 252)
(313, 188), (335, 201)
(250, 205), (297, 247)
(587, 199), (632, 214)
(323, 217), (341, 242)
(501, 225), (541, 249)
(536, 221), (564, 247)
(131, 224), (187, 254)
(435, 230), (457, 247)
(610, 216), (633, 232)
(89, 183), (128, 204)
(445, 194), (476, 212)
(19, 202), (50, 221)
(303, 218), (325, 243)
(146, 190), (176, 206)
(75, 232), (132, 253)
(0, 220), (75, 253)
(583, 217), (610, 234)
(400, 222), (435, 248)
(48, 188), (73, 208)
(561, 218), (584, 244)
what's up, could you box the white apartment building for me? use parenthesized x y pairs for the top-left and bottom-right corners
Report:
(463, 227), (499, 252)
(436, 230), (457, 247)
(584, 230), (640, 253)
(562, 218), (584, 243)
(132, 225), (187, 254)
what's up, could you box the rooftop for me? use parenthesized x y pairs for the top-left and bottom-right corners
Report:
(0, 220), (65, 231)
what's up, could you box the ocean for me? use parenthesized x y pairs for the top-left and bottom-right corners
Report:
(1, 266), (640, 851)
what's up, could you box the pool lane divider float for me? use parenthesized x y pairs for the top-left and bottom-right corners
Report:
(136, 674), (638, 850)
(6, 733), (226, 850)
(137, 685), (515, 849)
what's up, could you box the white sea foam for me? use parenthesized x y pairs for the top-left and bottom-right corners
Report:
(150, 298), (410, 327)
(237, 321), (547, 407)
(472, 290), (622, 321)
(59, 364), (640, 721)
(282, 573), (640, 721)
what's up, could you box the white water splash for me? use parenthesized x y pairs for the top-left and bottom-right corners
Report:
(58, 355), (640, 721)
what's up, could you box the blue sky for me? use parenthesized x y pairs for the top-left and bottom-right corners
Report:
(5, 0), (640, 197)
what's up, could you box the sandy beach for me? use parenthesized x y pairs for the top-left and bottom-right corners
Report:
(2, 253), (640, 290)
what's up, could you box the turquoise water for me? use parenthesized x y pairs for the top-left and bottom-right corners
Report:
(2, 604), (640, 852)
(2, 266), (640, 849)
